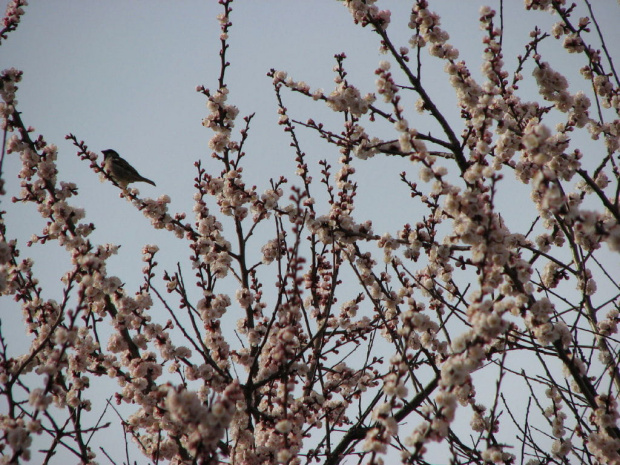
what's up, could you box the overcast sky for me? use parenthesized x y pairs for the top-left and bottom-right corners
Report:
(2, 1), (619, 463)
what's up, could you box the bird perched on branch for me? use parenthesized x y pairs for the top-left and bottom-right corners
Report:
(102, 149), (156, 188)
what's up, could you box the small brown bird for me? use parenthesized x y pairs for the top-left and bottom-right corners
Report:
(102, 149), (156, 188)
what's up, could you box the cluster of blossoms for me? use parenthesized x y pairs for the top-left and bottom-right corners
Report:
(445, 60), (486, 122)
(545, 387), (573, 458)
(586, 396), (620, 463)
(525, 297), (571, 346)
(202, 87), (239, 154)
(524, 0), (556, 11)
(343, 0), (391, 30)
(0, 417), (35, 462)
(0, 68), (21, 129)
(157, 382), (243, 460)
(409, 1), (458, 60)
(260, 234), (284, 265)
(522, 122), (571, 171)
(533, 61), (576, 112)
(350, 123), (385, 160)
(306, 212), (373, 245)
(399, 301), (446, 356)
(0, 0), (27, 42)
(271, 70), (315, 97)
(208, 169), (256, 220)
(326, 81), (375, 118)
(192, 187), (232, 274)
(139, 194), (187, 238)
(375, 60), (398, 104)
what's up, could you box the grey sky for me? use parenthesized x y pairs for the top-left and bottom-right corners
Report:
(2, 1), (619, 463)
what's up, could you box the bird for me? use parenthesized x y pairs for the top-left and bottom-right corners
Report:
(102, 149), (156, 188)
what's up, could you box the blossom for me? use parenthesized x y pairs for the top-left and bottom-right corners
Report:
(326, 82), (375, 117)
